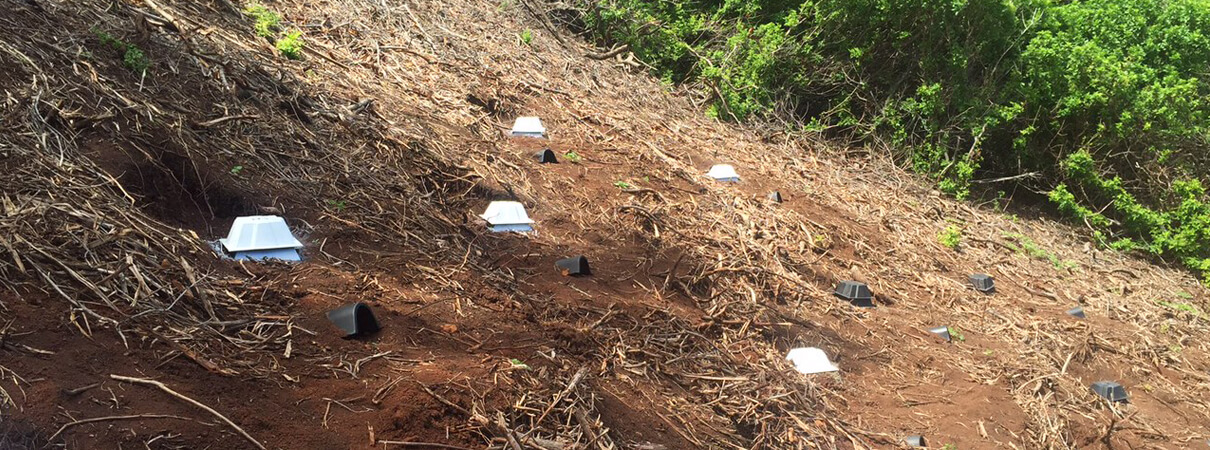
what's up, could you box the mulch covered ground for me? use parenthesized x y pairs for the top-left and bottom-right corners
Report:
(1, 0), (1208, 449)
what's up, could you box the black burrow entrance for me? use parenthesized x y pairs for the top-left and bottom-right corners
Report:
(119, 148), (258, 234)
(535, 148), (558, 164)
(555, 255), (591, 276)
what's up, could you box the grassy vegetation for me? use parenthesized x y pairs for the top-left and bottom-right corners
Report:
(519, 29), (533, 45)
(563, 151), (582, 163)
(1157, 299), (1205, 318)
(578, 0), (1210, 282)
(1003, 232), (1077, 270)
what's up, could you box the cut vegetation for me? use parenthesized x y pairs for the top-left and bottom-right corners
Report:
(0, 0), (1207, 449)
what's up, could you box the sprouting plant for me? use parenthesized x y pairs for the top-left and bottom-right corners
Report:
(123, 47), (150, 74)
(276, 30), (304, 60)
(498, 0), (512, 10)
(938, 224), (962, 250)
(230, 165), (244, 175)
(941, 444), (958, 450)
(95, 30), (150, 74)
(325, 199), (347, 211)
(1003, 232), (1077, 270)
(811, 233), (831, 249)
(1157, 299), (1203, 318)
(508, 358), (530, 370)
(244, 3), (281, 38)
(1176, 291), (1193, 299)
(564, 151), (582, 163)
(519, 29), (533, 45)
(947, 326), (965, 342)
(614, 181), (633, 189)
(995, 191), (1008, 210)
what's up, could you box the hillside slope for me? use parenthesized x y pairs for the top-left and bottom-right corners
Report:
(1, 0), (1208, 449)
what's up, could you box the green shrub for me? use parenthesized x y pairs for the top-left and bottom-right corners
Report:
(579, 0), (1210, 281)
(276, 30), (304, 60)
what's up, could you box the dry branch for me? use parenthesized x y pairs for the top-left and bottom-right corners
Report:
(109, 375), (265, 449)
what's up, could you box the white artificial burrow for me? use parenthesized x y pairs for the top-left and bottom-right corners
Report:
(706, 164), (740, 182)
(510, 116), (546, 138)
(786, 347), (839, 374)
(481, 201), (535, 232)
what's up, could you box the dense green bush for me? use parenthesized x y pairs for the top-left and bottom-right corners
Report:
(579, 0), (1210, 281)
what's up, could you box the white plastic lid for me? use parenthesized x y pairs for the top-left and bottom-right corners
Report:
(786, 347), (839, 374)
(480, 201), (534, 225)
(219, 216), (304, 252)
(706, 164), (740, 180)
(511, 116), (546, 135)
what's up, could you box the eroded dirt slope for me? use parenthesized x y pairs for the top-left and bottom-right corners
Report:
(1, 0), (1208, 449)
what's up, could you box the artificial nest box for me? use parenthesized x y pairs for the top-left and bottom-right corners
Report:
(555, 255), (591, 276)
(481, 201), (534, 232)
(768, 191), (783, 203)
(1090, 381), (1128, 402)
(903, 435), (926, 447)
(969, 273), (995, 293)
(1067, 306), (1086, 319)
(785, 347), (838, 374)
(834, 280), (874, 307)
(218, 215), (303, 262)
(535, 148), (558, 164)
(326, 302), (381, 338)
(510, 116), (546, 138)
(928, 326), (951, 342)
(706, 164), (740, 182)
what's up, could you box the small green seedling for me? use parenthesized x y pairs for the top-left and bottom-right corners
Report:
(947, 326), (965, 342)
(941, 444), (958, 450)
(519, 29), (533, 45)
(276, 30), (304, 60)
(614, 181), (633, 190)
(95, 30), (150, 74)
(509, 358), (530, 370)
(230, 165), (244, 175)
(938, 224), (962, 250)
(325, 199), (347, 211)
(564, 151), (582, 163)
